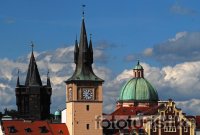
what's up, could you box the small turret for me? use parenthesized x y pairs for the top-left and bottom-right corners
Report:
(16, 70), (20, 87)
(88, 34), (93, 64)
(47, 70), (51, 87)
(74, 37), (79, 64)
(133, 60), (144, 78)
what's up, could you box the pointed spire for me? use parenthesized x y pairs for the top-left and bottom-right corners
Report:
(88, 34), (93, 64)
(66, 8), (103, 83)
(25, 43), (42, 86)
(74, 35), (79, 64)
(16, 69), (20, 87)
(82, 4), (86, 19)
(47, 70), (51, 87)
(31, 41), (34, 53)
(137, 60), (140, 65)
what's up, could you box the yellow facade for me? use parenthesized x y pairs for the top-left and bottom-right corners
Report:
(66, 83), (103, 135)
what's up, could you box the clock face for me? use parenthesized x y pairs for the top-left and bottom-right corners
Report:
(82, 89), (93, 100)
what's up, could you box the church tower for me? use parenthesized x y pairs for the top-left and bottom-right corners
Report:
(65, 13), (104, 135)
(15, 45), (52, 120)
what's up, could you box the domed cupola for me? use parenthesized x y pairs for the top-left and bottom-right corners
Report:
(119, 61), (159, 103)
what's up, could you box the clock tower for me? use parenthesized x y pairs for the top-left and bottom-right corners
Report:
(65, 14), (104, 135)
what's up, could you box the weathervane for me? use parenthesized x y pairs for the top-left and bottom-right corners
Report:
(31, 41), (34, 52)
(17, 69), (20, 77)
(47, 69), (50, 78)
(82, 4), (86, 18)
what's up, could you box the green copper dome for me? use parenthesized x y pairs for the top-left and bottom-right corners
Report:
(119, 78), (158, 101)
(54, 110), (61, 116)
(119, 61), (158, 102)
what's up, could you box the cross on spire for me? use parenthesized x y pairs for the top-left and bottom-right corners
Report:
(31, 41), (34, 52)
(47, 69), (50, 78)
(18, 69), (20, 77)
(82, 4), (86, 18)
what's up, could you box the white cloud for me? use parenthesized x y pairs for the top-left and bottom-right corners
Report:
(176, 99), (200, 115)
(170, 4), (197, 16)
(143, 48), (153, 56)
(0, 45), (112, 114)
(103, 61), (200, 115)
(169, 31), (187, 42)
(138, 31), (200, 65)
(0, 45), (199, 116)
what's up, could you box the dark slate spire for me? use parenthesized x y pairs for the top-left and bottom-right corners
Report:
(74, 36), (79, 64)
(25, 44), (42, 86)
(66, 14), (103, 82)
(47, 70), (51, 87)
(88, 34), (93, 64)
(16, 70), (20, 87)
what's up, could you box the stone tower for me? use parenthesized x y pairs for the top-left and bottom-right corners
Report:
(65, 14), (104, 135)
(16, 47), (52, 120)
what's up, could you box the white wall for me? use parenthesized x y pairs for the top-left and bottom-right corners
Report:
(61, 109), (66, 123)
(196, 131), (200, 135)
(0, 124), (4, 135)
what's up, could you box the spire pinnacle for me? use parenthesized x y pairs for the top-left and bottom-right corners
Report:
(47, 69), (49, 78)
(47, 69), (51, 87)
(137, 60), (140, 65)
(82, 4), (86, 19)
(18, 69), (20, 77)
(16, 69), (20, 87)
(31, 41), (34, 52)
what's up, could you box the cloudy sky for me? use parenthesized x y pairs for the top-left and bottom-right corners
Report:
(0, 0), (200, 115)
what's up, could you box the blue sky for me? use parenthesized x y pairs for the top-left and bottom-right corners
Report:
(1, 1), (200, 68)
(1, 1), (200, 115)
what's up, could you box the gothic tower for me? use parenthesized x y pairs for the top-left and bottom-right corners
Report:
(15, 47), (52, 120)
(65, 14), (104, 135)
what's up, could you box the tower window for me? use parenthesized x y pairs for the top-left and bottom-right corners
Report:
(24, 128), (32, 133)
(86, 124), (90, 130)
(86, 105), (89, 111)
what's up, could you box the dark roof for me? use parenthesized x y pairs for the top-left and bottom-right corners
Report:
(196, 116), (200, 130)
(66, 18), (103, 83)
(1, 120), (69, 135)
(25, 52), (42, 86)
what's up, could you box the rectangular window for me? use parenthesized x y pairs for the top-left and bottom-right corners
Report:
(164, 126), (168, 132)
(87, 124), (90, 130)
(184, 127), (188, 132)
(86, 105), (89, 111)
(153, 127), (156, 132)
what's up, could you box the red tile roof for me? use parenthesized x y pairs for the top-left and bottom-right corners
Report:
(1, 120), (69, 135)
(111, 106), (150, 116)
(110, 104), (165, 116)
(49, 123), (69, 135)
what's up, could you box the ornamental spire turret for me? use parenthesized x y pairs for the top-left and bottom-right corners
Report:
(47, 70), (51, 87)
(16, 70), (20, 87)
(88, 34), (93, 64)
(66, 10), (103, 82)
(74, 36), (79, 64)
